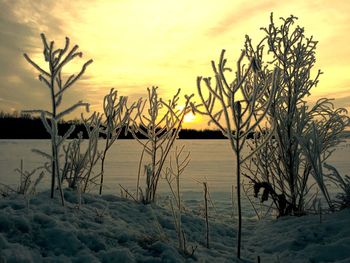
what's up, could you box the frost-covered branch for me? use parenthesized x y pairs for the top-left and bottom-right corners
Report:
(23, 33), (92, 205)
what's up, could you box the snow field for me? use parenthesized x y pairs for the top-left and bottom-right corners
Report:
(1, 190), (350, 262)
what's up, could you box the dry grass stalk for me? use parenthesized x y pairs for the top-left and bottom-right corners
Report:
(203, 182), (210, 249)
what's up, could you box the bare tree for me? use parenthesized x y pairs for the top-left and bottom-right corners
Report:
(23, 33), (92, 205)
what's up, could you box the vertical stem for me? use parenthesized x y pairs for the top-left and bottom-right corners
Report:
(20, 159), (23, 192)
(236, 141), (242, 259)
(50, 86), (56, 199)
(176, 168), (180, 209)
(49, 53), (57, 200)
(100, 135), (110, 195)
(50, 142), (56, 198)
(136, 147), (146, 201)
(151, 130), (157, 202)
(231, 184), (235, 219)
(99, 156), (105, 195)
(204, 182), (210, 249)
(53, 138), (65, 206)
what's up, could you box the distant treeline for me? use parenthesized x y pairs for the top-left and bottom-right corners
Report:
(0, 112), (254, 139)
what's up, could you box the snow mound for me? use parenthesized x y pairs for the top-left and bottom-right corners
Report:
(0, 190), (349, 262)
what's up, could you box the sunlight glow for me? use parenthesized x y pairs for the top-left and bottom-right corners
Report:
(184, 111), (196, 123)
(0, 0), (349, 129)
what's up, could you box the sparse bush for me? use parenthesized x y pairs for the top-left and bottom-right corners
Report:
(0, 160), (44, 198)
(61, 112), (102, 193)
(15, 160), (45, 196)
(129, 87), (193, 204)
(99, 89), (138, 195)
(23, 33), (92, 205)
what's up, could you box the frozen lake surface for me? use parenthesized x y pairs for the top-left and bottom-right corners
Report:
(0, 139), (349, 214)
(0, 140), (239, 193)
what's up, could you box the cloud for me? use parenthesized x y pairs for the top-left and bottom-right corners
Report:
(0, 0), (92, 114)
(307, 82), (350, 110)
(207, 0), (279, 37)
(332, 96), (350, 109)
(0, 0), (349, 127)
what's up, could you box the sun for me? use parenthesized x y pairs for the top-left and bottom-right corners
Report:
(177, 105), (196, 123)
(183, 111), (195, 123)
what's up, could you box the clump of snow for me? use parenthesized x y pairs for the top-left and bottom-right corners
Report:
(0, 190), (350, 262)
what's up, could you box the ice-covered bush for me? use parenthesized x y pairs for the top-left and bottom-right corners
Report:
(193, 38), (278, 257)
(99, 89), (138, 195)
(129, 87), (193, 204)
(243, 14), (349, 216)
(0, 160), (44, 198)
(23, 33), (92, 205)
(324, 163), (350, 209)
(61, 112), (102, 193)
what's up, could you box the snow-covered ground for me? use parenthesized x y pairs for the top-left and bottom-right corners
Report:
(1, 190), (350, 263)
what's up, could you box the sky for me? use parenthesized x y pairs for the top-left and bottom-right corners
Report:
(0, 0), (349, 129)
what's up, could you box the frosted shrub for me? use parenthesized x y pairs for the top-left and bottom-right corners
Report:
(99, 89), (138, 195)
(299, 104), (349, 209)
(61, 112), (102, 193)
(244, 134), (294, 217)
(15, 160), (45, 196)
(23, 34), (92, 205)
(193, 40), (278, 257)
(243, 14), (349, 216)
(0, 160), (44, 197)
(324, 163), (350, 209)
(129, 87), (193, 204)
(81, 112), (103, 192)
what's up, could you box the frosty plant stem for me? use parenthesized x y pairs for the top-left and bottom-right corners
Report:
(193, 48), (278, 258)
(99, 89), (137, 195)
(203, 182), (209, 249)
(23, 33), (92, 205)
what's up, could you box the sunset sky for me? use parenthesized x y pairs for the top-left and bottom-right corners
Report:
(0, 0), (349, 129)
